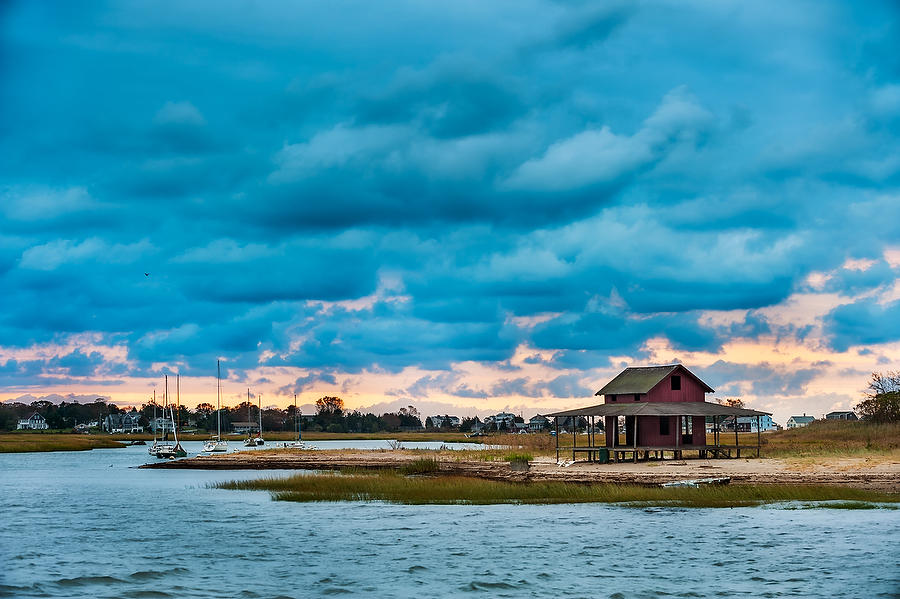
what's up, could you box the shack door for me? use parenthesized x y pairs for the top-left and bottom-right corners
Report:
(625, 415), (635, 446)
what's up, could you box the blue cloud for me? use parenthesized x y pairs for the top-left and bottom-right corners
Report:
(0, 0), (899, 397)
(823, 298), (900, 352)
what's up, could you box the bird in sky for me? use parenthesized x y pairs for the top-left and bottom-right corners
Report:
(144, 273), (150, 276)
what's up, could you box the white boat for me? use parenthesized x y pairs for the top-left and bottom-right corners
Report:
(243, 389), (265, 447)
(148, 389), (161, 456)
(203, 360), (229, 453)
(283, 394), (310, 449)
(153, 375), (186, 459)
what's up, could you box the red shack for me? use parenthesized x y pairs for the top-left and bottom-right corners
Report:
(548, 364), (771, 463)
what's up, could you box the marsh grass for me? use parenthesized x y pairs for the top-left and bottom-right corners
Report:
(0, 434), (126, 453)
(399, 457), (440, 475)
(504, 452), (533, 463)
(217, 472), (899, 508)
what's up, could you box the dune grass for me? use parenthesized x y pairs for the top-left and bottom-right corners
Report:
(759, 420), (900, 458)
(216, 471), (899, 508)
(0, 433), (127, 453)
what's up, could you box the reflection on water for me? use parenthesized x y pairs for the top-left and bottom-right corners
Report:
(1, 446), (898, 598)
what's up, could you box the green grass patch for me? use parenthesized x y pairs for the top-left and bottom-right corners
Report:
(216, 472), (900, 508)
(399, 457), (440, 475)
(503, 452), (533, 463)
(0, 433), (126, 453)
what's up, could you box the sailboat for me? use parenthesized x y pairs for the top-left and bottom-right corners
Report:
(148, 389), (161, 456)
(242, 389), (264, 447)
(152, 375), (182, 459)
(202, 360), (229, 453)
(283, 394), (309, 449)
(157, 375), (187, 459)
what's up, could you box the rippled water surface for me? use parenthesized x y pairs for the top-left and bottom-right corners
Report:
(1, 446), (898, 598)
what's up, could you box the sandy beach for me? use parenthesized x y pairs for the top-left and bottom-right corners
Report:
(140, 449), (900, 492)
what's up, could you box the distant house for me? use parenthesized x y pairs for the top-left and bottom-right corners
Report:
(825, 411), (858, 421)
(123, 411), (143, 433)
(232, 421), (260, 434)
(786, 415), (815, 429)
(17, 412), (48, 430)
(529, 415), (551, 431)
(722, 414), (778, 433)
(484, 412), (517, 431)
(428, 415), (460, 429)
(148, 416), (175, 434)
(105, 411), (144, 433)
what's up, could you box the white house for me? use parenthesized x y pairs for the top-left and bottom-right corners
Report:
(17, 413), (49, 430)
(727, 414), (778, 432)
(104, 412), (144, 433)
(786, 414), (815, 429)
(148, 416), (175, 434)
(484, 412), (517, 430)
(428, 415), (461, 428)
(528, 415), (550, 431)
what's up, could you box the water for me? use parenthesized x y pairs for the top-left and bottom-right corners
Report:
(1, 446), (898, 598)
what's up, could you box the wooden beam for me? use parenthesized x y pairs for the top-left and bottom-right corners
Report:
(735, 417), (740, 458)
(633, 415), (639, 463)
(675, 415), (680, 460)
(572, 417), (576, 462)
(555, 417), (559, 463)
(757, 415), (761, 458)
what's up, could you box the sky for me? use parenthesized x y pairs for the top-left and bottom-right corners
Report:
(1, 0), (899, 426)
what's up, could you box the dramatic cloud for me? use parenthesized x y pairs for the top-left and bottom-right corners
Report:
(1, 0), (899, 425)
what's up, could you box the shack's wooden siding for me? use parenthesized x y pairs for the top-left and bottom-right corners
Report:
(636, 415), (706, 446)
(645, 369), (707, 403)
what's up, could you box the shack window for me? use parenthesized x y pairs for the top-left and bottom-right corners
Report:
(634, 394), (641, 402)
(659, 416), (669, 436)
(681, 415), (693, 435)
(671, 375), (681, 391)
(609, 394), (617, 402)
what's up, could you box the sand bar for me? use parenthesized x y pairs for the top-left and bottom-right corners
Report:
(140, 449), (900, 492)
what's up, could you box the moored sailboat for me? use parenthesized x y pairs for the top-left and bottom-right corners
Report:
(157, 375), (187, 459)
(202, 360), (228, 453)
(283, 394), (309, 449)
(242, 389), (265, 447)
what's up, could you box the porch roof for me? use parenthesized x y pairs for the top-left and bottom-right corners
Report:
(547, 401), (771, 418)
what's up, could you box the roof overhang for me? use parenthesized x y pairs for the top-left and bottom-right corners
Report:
(547, 401), (771, 418)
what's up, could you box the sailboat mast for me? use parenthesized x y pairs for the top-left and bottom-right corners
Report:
(258, 393), (262, 438)
(216, 360), (222, 439)
(295, 394), (301, 442)
(164, 375), (168, 441)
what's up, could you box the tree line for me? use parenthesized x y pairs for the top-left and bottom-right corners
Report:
(0, 395), (474, 433)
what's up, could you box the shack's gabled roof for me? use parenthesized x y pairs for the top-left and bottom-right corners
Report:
(595, 364), (714, 396)
(547, 402), (771, 418)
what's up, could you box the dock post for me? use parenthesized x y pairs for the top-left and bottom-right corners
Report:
(675, 415), (680, 460)
(572, 418), (576, 462)
(555, 417), (559, 463)
(633, 416), (639, 463)
(756, 415), (761, 458)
